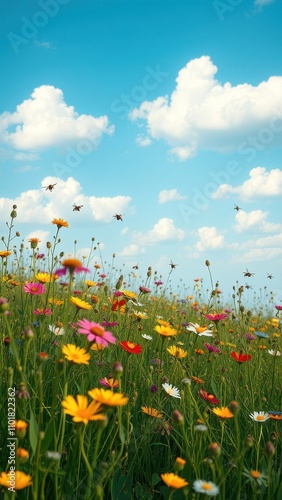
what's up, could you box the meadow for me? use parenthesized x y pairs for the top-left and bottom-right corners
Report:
(0, 206), (281, 499)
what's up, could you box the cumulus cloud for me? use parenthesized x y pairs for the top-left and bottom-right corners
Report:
(25, 230), (49, 250)
(195, 226), (225, 252)
(158, 188), (187, 203)
(130, 56), (282, 160)
(135, 135), (152, 147)
(0, 176), (132, 224)
(133, 218), (185, 245)
(233, 209), (282, 233)
(117, 244), (146, 256)
(0, 85), (114, 151)
(212, 167), (282, 200)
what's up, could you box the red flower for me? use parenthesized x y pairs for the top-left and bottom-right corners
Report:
(120, 341), (142, 354)
(231, 351), (251, 363)
(199, 388), (220, 404)
(205, 313), (228, 322)
(111, 299), (126, 311)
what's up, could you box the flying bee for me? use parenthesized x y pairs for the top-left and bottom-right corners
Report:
(267, 273), (274, 279)
(245, 283), (252, 290)
(244, 268), (255, 278)
(42, 183), (57, 192)
(73, 204), (83, 212)
(170, 261), (178, 269)
(113, 213), (123, 221)
(132, 264), (139, 270)
(234, 204), (241, 211)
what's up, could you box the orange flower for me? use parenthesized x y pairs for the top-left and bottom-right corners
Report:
(52, 218), (69, 228)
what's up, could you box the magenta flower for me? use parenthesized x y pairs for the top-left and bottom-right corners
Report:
(275, 305), (282, 311)
(77, 319), (116, 346)
(23, 282), (45, 295)
(204, 343), (221, 354)
(139, 286), (151, 294)
(55, 258), (90, 277)
(154, 281), (163, 287)
(99, 273), (107, 279)
(33, 308), (52, 315)
(205, 313), (228, 322)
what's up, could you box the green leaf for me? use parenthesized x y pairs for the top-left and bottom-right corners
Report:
(28, 407), (39, 455)
(210, 378), (219, 398)
(40, 418), (55, 453)
(151, 473), (161, 486)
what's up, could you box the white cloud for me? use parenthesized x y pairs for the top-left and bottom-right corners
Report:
(0, 85), (114, 151)
(195, 226), (225, 252)
(117, 244), (146, 256)
(212, 167), (282, 200)
(134, 218), (185, 245)
(233, 209), (282, 233)
(0, 176), (132, 224)
(130, 56), (282, 160)
(14, 165), (40, 173)
(135, 135), (152, 147)
(158, 188), (187, 204)
(25, 230), (49, 250)
(233, 247), (282, 263)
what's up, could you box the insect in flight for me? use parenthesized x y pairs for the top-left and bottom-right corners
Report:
(243, 268), (255, 278)
(113, 214), (123, 221)
(73, 204), (83, 212)
(267, 273), (274, 279)
(132, 264), (139, 270)
(234, 204), (241, 211)
(245, 283), (252, 290)
(42, 183), (57, 192)
(170, 261), (178, 269)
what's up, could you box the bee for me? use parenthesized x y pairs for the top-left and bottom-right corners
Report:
(73, 204), (83, 212)
(113, 214), (123, 221)
(132, 264), (139, 270)
(234, 204), (241, 211)
(42, 183), (57, 192)
(245, 283), (252, 290)
(244, 268), (255, 278)
(170, 261), (178, 269)
(267, 273), (274, 279)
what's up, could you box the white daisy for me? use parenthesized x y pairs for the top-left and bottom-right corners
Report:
(142, 334), (152, 340)
(193, 479), (219, 496)
(249, 411), (270, 422)
(268, 349), (281, 356)
(162, 383), (181, 399)
(186, 322), (213, 337)
(49, 324), (65, 336)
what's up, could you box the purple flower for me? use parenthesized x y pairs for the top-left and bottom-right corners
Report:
(204, 343), (221, 354)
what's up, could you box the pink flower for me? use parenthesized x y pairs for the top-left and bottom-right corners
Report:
(139, 286), (151, 294)
(154, 281), (163, 287)
(99, 273), (107, 279)
(204, 343), (221, 354)
(33, 308), (52, 315)
(55, 258), (90, 277)
(205, 313), (228, 322)
(23, 282), (45, 295)
(275, 305), (282, 311)
(77, 319), (116, 346)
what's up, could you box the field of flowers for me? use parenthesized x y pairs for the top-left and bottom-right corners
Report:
(0, 207), (281, 499)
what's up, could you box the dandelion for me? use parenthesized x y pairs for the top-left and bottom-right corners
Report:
(23, 282), (45, 295)
(231, 351), (252, 363)
(167, 345), (187, 358)
(193, 479), (219, 496)
(77, 319), (116, 346)
(162, 383), (181, 399)
(88, 388), (128, 407)
(0, 471), (32, 490)
(52, 218), (69, 228)
(120, 341), (142, 354)
(61, 395), (106, 424)
(70, 297), (92, 310)
(62, 344), (90, 364)
(161, 473), (188, 489)
(186, 323), (213, 337)
(154, 324), (177, 337)
(249, 411), (270, 422)
(141, 407), (163, 418)
(212, 407), (233, 420)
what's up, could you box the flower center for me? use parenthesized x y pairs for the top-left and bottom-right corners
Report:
(31, 286), (39, 292)
(250, 470), (261, 479)
(90, 325), (105, 337)
(256, 415), (265, 421)
(202, 483), (212, 491)
(196, 326), (206, 333)
(127, 342), (136, 349)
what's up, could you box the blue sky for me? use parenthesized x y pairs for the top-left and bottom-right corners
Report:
(1, 0), (282, 302)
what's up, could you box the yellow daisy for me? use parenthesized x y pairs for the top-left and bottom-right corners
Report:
(88, 388), (128, 407)
(62, 344), (90, 365)
(70, 296), (92, 310)
(61, 395), (106, 424)
(0, 471), (32, 490)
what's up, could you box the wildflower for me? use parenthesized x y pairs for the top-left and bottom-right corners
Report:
(70, 296), (92, 310)
(167, 345), (187, 358)
(161, 473), (188, 489)
(28, 237), (41, 249)
(205, 312), (227, 322)
(231, 351), (251, 363)
(62, 395), (106, 424)
(17, 448), (29, 461)
(0, 250), (12, 258)
(209, 443), (221, 457)
(249, 411), (270, 422)
(150, 384), (158, 393)
(242, 469), (267, 487)
(275, 305), (282, 311)
(229, 401), (240, 415)
(90, 343), (105, 351)
(204, 343), (221, 354)
(195, 348), (205, 355)
(77, 319), (116, 346)
(195, 424), (208, 432)
(268, 411), (282, 420)
(193, 479), (219, 496)
(55, 258), (90, 276)
(100, 377), (119, 388)
(0, 471), (32, 490)
(85, 280), (96, 288)
(49, 324), (65, 336)
(264, 441), (275, 456)
(88, 388), (128, 407)
(121, 289), (138, 300)
(186, 323), (213, 337)
(141, 407), (163, 418)
(268, 349), (281, 356)
(212, 407), (234, 420)
(48, 298), (64, 306)
(52, 218), (69, 228)
(244, 333), (256, 341)
(142, 333), (152, 340)
(139, 286), (151, 294)
(62, 344), (90, 364)
(162, 383), (181, 399)
(33, 308), (52, 315)
(154, 280), (163, 286)
(154, 324), (177, 337)
(173, 457), (186, 472)
(23, 282), (45, 295)
(191, 376), (205, 384)
(12, 420), (28, 439)
(254, 331), (269, 339)
(120, 341), (142, 354)
(111, 298), (127, 312)
(101, 321), (119, 328)
(199, 389), (220, 404)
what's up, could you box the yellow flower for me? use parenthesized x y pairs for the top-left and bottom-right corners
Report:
(61, 395), (106, 424)
(212, 407), (234, 419)
(133, 311), (148, 319)
(167, 345), (187, 358)
(52, 218), (69, 228)
(141, 407), (163, 418)
(121, 289), (137, 300)
(85, 280), (96, 288)
(62, 344), (90, 365)
(156, 319), (171, 327)
(35, 272), (51, 283)
(161, 473), (188, 489)
(17, 448), (29, 459)
(90, 343), (105, 351)
(70, 296), (92, 310)
(28, 237), (41, 249)
(154, 325), (177, 337)
(0, 250), (12, 258)
(48, 298), (64, 306)
(88, 388), (128, 407)
(0, 470), (32, 490)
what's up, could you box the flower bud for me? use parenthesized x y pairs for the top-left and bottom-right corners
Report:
(205, 260), (210, 267)
(112, 361), (123, 374)
(46, 241), (52, 249)
(244, 435), (254, 448)
(173, 457), (186, 472)
(209, 442), (221, 457)
(228, 400), (240, 415)
(0, 297), (9, 313)
(10, 206), (17, 218)
(264, 441), (275, 457)
(171, 409), (184, 425)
